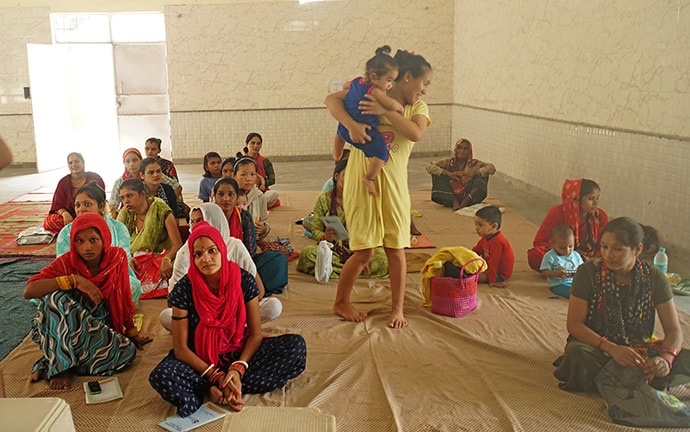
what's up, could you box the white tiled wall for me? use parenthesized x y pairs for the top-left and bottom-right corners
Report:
(453, 105), (690, 250)
(170, 105), (452, 161)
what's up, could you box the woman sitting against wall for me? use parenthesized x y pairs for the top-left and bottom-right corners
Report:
(426, 138), (496, 211)
(528, 178), (608, 272)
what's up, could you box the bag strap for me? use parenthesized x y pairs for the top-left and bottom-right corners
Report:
(460, 257), (487, 275)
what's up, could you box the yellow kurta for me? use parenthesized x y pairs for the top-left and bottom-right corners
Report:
(343, 100), (431, 250)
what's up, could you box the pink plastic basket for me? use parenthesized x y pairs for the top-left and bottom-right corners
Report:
(431, 258), (485, 318)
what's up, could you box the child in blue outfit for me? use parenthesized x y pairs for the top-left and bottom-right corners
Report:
(539, 224), (584, 298)
(332, 45), (404, 196)
(198, 151), (222, 202)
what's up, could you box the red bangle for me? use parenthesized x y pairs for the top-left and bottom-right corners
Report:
(662, 347), (679, 358)
(596, 336), (608, 350)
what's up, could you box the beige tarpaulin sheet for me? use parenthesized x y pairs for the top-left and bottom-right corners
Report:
(1, 190), (689, 431)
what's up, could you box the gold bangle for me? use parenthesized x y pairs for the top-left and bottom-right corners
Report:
(70, 274), (77, 288)
(162, 256), (172, 263)
(56, 276), (72, 291)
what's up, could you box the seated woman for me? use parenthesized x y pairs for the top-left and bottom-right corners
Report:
(44, 152), (105, 233)
(244, 132), (279, 208)
(56, 182), (142, 304)
(297, 159), (388, 279)
(233, 157), (271, 241)
(527, 178), (608, 271)
(159, 203), (282, 330)
(140, 157), (190, 221)
(148, 222), (305, 416)
(554, 216), (689, 393)
(109, 148), (181, 218)
(144, 137), (179, 180)
(213, 177), (288, 295)
(25, 213), (152, 390)
(426, 138), (495, 211)
(117, 178), (182, 298)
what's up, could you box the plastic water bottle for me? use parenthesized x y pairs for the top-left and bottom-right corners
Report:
(653, 247), (668, 274)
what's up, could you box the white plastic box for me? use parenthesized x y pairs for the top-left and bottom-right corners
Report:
(0, 398), (76, 431)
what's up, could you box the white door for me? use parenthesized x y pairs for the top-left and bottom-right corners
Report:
(27, 43), (120, 175)
(113, 43), (172, 159)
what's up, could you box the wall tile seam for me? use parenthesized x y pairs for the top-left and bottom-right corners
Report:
(454, 103), (690, 143)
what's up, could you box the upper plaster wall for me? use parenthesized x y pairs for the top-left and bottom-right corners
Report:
(164, 0), (453, 112)
(454, 0), (690, 138)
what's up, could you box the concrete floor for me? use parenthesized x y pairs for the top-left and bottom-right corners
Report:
(1, 156), (688, 311)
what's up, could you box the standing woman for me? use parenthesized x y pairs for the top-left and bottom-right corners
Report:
(324, 49), (432, 328)
(528, 178), (608, 271)
(149, 222), (305, 416)
(44, 152), (105, 233)
(244, 132), (279, 208)
(117, 178), (182, 296)
(25, 213), (151, 390)
(56, 182), (142, 304)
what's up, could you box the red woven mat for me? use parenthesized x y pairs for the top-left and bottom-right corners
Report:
(0, 200), (56, 257)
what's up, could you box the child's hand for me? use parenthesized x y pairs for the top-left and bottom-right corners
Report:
(254, 217), (268, 237)
(490, 281), (508, 288)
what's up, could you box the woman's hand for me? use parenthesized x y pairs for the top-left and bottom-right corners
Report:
(129, 334), (153, 350)
(74, 275), (102, 304)
(359, 93), (388, 116)
(221, 369), (245, 411)
(254, 217), (268, 237)
(606, 343), (646, 368)
(323, 227), (338, 243)
(61, 211), (73, 225)
(345, 121), (371, 145)
(257, 175), (267, 192)
(159, 257), (173, 280)
(643, 356), (672, 381)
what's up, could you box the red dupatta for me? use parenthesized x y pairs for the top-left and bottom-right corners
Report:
(226, 207), (244, 241)
(29, 213), (135, 334)
(187, 221), (246, 365)
(561, 178), (602, 256)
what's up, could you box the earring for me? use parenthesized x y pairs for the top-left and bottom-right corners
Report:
(405, 79), (409, 82)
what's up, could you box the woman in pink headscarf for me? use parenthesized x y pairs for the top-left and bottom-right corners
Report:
(527, 178), (608, 271)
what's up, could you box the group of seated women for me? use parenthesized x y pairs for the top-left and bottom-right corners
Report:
(29, 135), (689, 421)
(30, 135), (306, 415)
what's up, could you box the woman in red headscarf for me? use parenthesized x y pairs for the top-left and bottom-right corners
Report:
(426, 138), (496, 211)
(149, 221), (305, 417)
(24, 213), (151, 390)
(527, 178), (609, 271)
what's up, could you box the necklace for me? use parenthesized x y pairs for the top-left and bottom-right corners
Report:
(71, 175), (86, 188)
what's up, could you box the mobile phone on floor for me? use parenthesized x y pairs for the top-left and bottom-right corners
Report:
(87, 380), (102, 394)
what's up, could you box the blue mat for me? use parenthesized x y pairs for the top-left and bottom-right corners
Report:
(0, 258), (51, 360)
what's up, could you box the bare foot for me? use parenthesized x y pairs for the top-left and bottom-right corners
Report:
(490, 281), (508, 288)
(362, 177), (378, 196)
(49, 371), (72, 390)
(30, 371), (41, 383)
(388, 310), (408, 329)
(334, 302), (367, 322)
